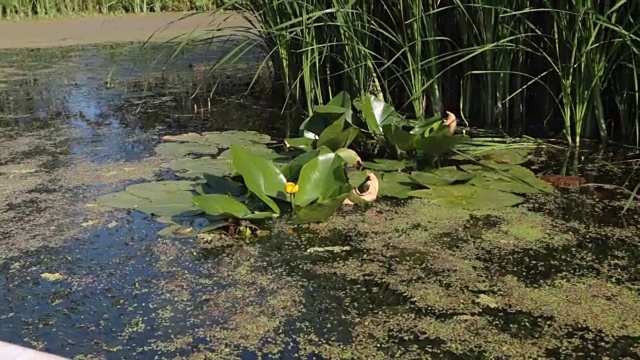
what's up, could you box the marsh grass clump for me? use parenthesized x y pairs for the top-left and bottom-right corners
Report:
(207, 0), (639, 146)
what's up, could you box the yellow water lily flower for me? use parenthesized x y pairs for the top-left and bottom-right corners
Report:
(285, 182), (299, 194)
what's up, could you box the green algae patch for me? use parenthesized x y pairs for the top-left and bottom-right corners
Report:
(278, 196), (640, 358)
(497, 276), (640, 336)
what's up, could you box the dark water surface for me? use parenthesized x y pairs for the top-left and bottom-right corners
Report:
(1, 44), (640, 359)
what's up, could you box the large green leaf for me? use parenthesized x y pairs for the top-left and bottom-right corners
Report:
(359, 94), (398, 134)
(299, 91), (352, 138)
(281, 148), (329, 181)
(231, 145), (287, 213)
(317, 116), (360, 151)
(295, 152), (349, 207)
(469, 176), (540, 194)
(382, 123), (416, 152)
(284, 137), (315, 152)
(335, 148), (361, 166)
(409, 185), (524, 210)
(410, 115), (444, 136)
(295, 193), (350, 224)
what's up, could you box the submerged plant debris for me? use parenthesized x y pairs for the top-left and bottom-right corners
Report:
(1, 42), (640, 359)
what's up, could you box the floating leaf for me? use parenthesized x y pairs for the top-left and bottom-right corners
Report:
(379, 172), (414, 199)
(218, 144), (281, 160)
(296, 152), (350, 207)
(362, 159), (408, 171)
(201, 131), (271, 146)
(155, 142), (218, 159)
(410, 171), (452, 187)
(415, 133), (467, 157)
(167, 158), (233, 178)
(409, 185), (524, 209)
(161, 131), (271, 148)
(97, 185), (201, 216)
(411, 167), (475, 187)
(196, 174), (244, 196)
(231, 145), (287, 213)
(432, 166), (476, 183)
(506, 165), (556, 193)
(125, 180), (195, 199)
(469, 176), (539, 194)
(477, 147), (532, 165)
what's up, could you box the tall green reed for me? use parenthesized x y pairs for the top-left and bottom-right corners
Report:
(197, 0), (638, 146)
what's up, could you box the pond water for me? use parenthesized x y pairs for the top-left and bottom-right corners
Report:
(1, 43), (639, 359)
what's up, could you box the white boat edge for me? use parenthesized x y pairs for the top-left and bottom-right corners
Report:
(0, 341), (69, 360)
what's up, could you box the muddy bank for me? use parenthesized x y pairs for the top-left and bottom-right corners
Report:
(0, 12), (249, 49)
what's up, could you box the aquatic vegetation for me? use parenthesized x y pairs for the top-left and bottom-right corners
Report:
(97, 117), (555, 236)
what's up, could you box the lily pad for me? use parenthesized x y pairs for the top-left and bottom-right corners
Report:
(218, 144), (282, 160)
(415, 134), (467, 157)
(97, 190), (201, 216)
(167, 158), (234, 178)
(362, 159), (408, 171)
(409, 185), (524, 209)
(163, 130), (271, 147)
(477, 147), (532, 165)
(155, 142), (218, 159)
(125, 180), (195, 199)
(201, 174), (245, 196)
(379, 172), (414, 199)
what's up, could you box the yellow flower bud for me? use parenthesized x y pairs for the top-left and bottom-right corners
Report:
(285, 182), (299, 194)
